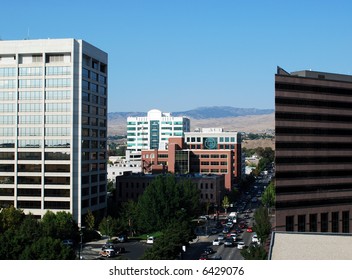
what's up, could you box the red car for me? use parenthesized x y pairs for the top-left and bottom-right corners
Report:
(246, 226), (253, 233)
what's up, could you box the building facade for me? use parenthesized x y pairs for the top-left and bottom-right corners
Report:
(275, 67), (352, 233)
(115, 172), (225, 207)
(126, 109), (190, 154)
(141, 128), (242, 190)
(0, 39), (108, 226)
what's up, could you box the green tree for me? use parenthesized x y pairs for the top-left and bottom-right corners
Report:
(85, 209), (95, 231)
(0, 206), (25, 233)
(137, 175), (200, 233)
(41, 211), (78, 241)
(262, 181), (275, 208)
(119, 200), (139, 236)
(20, 237), (76, 260)
(241, 244), (268, 260)
(99, 216), (118, 239)
(253, 207), (272, 245)
(142, 218), (195, 260)
(222, 195), (230, 214)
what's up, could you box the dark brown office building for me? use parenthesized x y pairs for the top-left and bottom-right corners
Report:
(275, 67), (352, 233)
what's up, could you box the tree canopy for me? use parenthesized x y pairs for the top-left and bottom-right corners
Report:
(136, 175), (200, 233)
(0, 208), (78, 260)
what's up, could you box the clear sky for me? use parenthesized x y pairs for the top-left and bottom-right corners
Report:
(1, 0), (351, 112)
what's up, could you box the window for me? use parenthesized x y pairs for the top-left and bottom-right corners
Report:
(19, 79), (42, 88)
(46, 78), (71, 88)
(18, 140), (41, 148)
(0, 80), (16, 89)
(46, 66), (71, 75)
(321, 213), (329, 232)
(45, 90), (70, 100)
(0, 116), (16, 124)
(332, 212), (339, 232)
(286, 216), (294, 231)
(0, 91), (15, 100)
(298, 215), (306, 232)
(18, 152), (41, 160)
(309, 214), (317, 232)
(19, 91), (42, 100)
(342, 211), (349, 233)
(19, 103), (41, 112)
(0, 104), (15, 112)
(19, 67), (42, 76)
(45, 103), (70, 112)
(0, 68), (16, 76)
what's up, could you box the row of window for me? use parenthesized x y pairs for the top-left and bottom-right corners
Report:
(0, 164), (70, 173)
(82, 140), (106, 149)
(0, 127), (71, 136)
(82, 104), (106, 116)
(0, 90), (71, 100)
(200, 161), (228, 166)
(82, 128), (107, 138)
(81, 185), (106, 196)
(0, 140), (70, 149)
(82, 116), (106, 127)
(285, 211), (350, 233)
(0, 176), (70, 185)
(200, 169), (228, 173)
(0, 188), (70, 197)
(186, 137), (236, 143)
(0, 66), (71, 76)
(82, 80), (106, 95)
(82, 68), (107, 84)
(0, 79), (72, 89)
(0, 103), (71, 112)
(0, 201), (71, 210)
(0, 152), (70, 160)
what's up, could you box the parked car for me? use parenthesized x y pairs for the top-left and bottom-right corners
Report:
(62, 239), (74, 247)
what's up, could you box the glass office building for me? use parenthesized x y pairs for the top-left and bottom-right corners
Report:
(0, 39), (108, 226)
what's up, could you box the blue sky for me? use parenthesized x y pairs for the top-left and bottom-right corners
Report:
(1, 0), (351, 112)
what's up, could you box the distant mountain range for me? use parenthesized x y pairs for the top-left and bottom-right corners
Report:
(108, 106), (274, 120)
(108, 106), (274, 135)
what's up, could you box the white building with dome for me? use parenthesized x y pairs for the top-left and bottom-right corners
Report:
(126, 109), (190, 154)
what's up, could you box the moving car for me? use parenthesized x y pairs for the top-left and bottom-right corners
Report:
(237, 241), (245, 249)
(99, 248), (116, 258)
(203, 247), (214, 255)
(212, 238), (221, 246)
(224, 238), (234, 247)
(146, 236), (155, 244)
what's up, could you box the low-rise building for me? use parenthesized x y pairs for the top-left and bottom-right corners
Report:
(115, 172), (225, 206)
(141, 128), (242, 190)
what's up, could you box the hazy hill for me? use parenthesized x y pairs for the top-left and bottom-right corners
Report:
(108, 106), (274, 136)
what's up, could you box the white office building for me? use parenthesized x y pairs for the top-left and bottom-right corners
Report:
(0, 39), (108, 226)
(127, 109), (190, 153)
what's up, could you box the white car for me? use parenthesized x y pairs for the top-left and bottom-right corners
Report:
(146, 236), (155, 244)
(252, 233), (259, 244)
(212, 239), (221, 246)
(237, 241), (245, 249)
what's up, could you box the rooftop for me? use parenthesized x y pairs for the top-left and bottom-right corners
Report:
(277, 66), (352, 83)
(269, 231), (352, 260)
